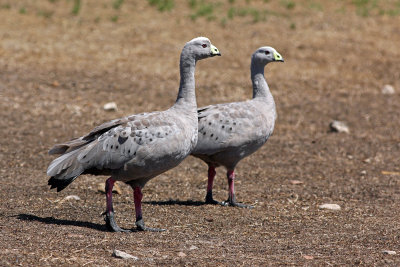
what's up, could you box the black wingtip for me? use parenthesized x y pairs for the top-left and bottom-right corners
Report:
(48, 176), (76, 192)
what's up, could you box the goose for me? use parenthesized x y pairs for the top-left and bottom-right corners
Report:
(191, 46), (283, 208)
(47, 37), (221, 232)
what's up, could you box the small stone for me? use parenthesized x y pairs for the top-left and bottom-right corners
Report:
(52, 81), (60, 87)
(289, 180), (304, 185)
(360, 170), (367, 176)
(177, 252), (186, 257)
(67, 104), (82, 116)
(189, 245), (198, 250)
(303, 255), (314, 260)
(103, 102), (118, 111)
(319, 203), (341, 210)
(347, 155), (353, 159)
(67, 233), (84, 238)
(329, 120), (349, 133)
(382, 84), (395, 95)
(97, 182), (122, 194)
(112, 249), (138, 260)
(383, 250), (396, 255)
(363, 158), (371, 163)
(64, 195), (81, 201)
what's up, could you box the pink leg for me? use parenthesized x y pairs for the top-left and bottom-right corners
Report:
(205, 166), (221, 204)
(225, 170), (253, 209)
(105, 177), (115, 214)
(133, 186), (143, 222)
(133, 186), (165, 232)
(207, 166), (216, 193)
(104, 177), (130, 232)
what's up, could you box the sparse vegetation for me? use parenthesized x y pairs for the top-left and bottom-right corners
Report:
(113, 0), (124, 10)
(1, 3), (10, 9)
(189, 1), (218, 21)
(350, 0), (400, 17)
(226, 6), (269, 23)
(71, 0), (81, 16)
(148, 0), (174, 12)
(0, 1), (398, 27)
(111, 15), (119, 22)
(38, 9), (53, 19)
(281, 0), (296, 10)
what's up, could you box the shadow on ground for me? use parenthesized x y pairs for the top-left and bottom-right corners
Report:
(16, 214), (108, 232)
(144, 199), (206, 206)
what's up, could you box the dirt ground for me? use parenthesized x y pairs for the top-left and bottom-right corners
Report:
(1, 0), (400, 266)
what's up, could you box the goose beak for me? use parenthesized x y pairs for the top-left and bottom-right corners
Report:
(273, 51), (284, 62)
(210, 44), (221, 57)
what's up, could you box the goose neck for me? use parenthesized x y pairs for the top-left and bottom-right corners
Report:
(176, 53), (197, 107)
(251, 62), (271, 99)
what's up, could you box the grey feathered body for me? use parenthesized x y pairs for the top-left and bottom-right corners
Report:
(192, 97), (276, 170)
(47, 103), (198, 189)
(192, 46), (281, 171)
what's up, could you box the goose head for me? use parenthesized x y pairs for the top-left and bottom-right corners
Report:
(182, 37), (221, 61)
(252, 46), (284, 66)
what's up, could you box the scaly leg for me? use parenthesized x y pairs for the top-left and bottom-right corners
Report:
(133, 186), (166, 232)
(205, 166), (223, 205)
(104, 177), (131, 232)
(222, 170), (253, 209)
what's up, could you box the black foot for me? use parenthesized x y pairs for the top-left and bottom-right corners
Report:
(104, 211), (132, 232)
(222, 196), (254, 209)
(205, 192), (225, 205)
(135, 219), (166, 232)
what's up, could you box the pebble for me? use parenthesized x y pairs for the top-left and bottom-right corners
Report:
(303, 255), (314, 260)
(289, 180), (304, 185)
(177, 252), (186, 257)
(112, 249), (138, 260)
(383, 250), (396, 255)
(360, 170), (367, 176)
(329, 120), (349, 133)
(382, 84), (395, 95)
(189, 245), (198, 250)
(363, 158), (371, 163)
(103, 102), (118, 111)
(64, 195), (81, 201)
(319, 203), (341, 210)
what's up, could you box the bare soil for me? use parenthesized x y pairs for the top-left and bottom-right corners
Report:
(1, 1), (400, 266)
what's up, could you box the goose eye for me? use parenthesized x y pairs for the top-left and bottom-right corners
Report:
(265, 51), (270, 55)
(202, 44), (208, 48)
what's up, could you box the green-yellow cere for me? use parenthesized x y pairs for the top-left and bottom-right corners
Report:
(274, 51), (283, 61)
(211, 44), (220, 55)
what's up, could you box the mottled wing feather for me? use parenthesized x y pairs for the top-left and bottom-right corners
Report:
(76, 111), (181, 172)
(48, 117), (130, 155)
(194, 100), (271, 155)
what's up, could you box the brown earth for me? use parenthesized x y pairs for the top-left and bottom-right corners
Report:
(1, 1), (400, 266)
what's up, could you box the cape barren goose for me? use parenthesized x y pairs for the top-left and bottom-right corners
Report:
(191, 46), (283, 208)
(47, 37), (221, 232)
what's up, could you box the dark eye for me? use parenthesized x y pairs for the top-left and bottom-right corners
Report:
(202, 44), (208, 48)
(265, 51), (270, 55)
